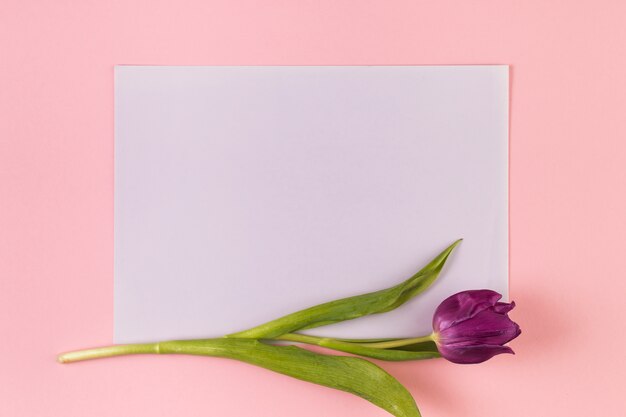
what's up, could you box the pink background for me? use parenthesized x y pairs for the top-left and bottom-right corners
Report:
(1, 1), (625, 416)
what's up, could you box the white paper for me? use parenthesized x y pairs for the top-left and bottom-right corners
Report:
(114, 65), (508, 343)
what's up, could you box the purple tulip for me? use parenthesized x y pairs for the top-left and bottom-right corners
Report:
(432, 290), (521, 364)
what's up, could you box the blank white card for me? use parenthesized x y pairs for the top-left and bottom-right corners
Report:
(114, 66), (508, 343)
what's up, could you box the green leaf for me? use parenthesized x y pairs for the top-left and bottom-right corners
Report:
(159, 338), (421, 417)
(228, 239), (462, 339)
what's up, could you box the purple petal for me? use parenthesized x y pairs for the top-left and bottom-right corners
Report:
(439, 309), (521, 346)
(438, 344), (515, 364)
(433, 290), (502, 332)
(493, 301), (516, 314)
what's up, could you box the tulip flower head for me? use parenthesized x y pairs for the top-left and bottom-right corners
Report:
(432, 289), (521, 364)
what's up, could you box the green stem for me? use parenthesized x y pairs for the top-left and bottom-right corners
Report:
(275, 333), (435, 349)
(271, 333), (440, 361)
(358, 334), (435, 349)
(58, 343), (161, 363)
(57, 333), (440, 365)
